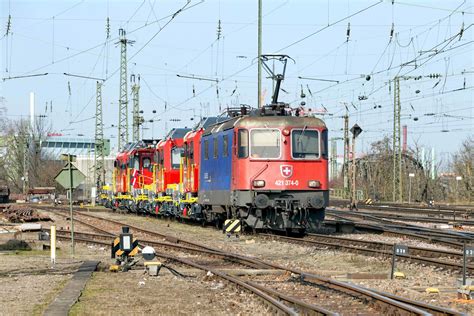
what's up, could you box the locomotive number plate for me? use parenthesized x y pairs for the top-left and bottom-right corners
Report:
(275, 180), (299, 186)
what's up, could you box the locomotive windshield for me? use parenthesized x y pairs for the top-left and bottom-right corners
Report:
(291, 129), (320, 159)
(250, 129), (281, 159)
(142, 157), (151, 170)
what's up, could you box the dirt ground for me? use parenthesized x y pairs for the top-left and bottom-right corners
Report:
(70, 269), (270, 316)
(0, 252), (75, 315)
(1, 207), (473, 315)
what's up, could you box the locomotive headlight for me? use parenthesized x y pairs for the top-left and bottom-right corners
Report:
(308, 180), (320, 188)
(253, 180), (266, 188)
(282, 129), (290, 136)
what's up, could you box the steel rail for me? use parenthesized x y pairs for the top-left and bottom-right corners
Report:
(324, 220), (463, 249)
(261, 234), (474, 273)
(306, 233), (463, 260)
(327, 209), (474, 242)
(330, 200), (473, 214)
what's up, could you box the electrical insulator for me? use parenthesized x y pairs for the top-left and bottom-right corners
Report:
(346, 22), (351, 42)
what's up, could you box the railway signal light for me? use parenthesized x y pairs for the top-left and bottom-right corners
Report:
(349, 124), (362, 210)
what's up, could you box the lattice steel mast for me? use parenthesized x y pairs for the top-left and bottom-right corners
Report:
(392, 77), (402, 202)
(116, 29), (134, 150)
(392, 74), (440, 202)
(94, 81), (105, 189)
(131, 74), (141, 142)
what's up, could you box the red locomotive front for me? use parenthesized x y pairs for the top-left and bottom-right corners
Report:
(230, 116), (328, 232)
(155, 128), (190, 194)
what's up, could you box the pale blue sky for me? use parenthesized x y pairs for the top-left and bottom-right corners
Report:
(1, 0), (473, 162)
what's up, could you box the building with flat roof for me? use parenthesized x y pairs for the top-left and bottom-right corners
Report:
(41, 136), (111, 160)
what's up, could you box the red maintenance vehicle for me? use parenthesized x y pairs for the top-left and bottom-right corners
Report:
(152, 128), (190, 215)
(112, 140), (157, 212)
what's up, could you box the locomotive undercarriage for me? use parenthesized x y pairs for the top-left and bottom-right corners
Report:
(106, 189), (327, 234)
(230, 190), (327, 233)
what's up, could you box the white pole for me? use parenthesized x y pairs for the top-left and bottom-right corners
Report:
(408, 177), (412, 204)
(408, 173), (415, 204)
(50, 225), (56, 264)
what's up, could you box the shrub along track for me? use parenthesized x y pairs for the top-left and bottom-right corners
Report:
(38, 204), (461, 315)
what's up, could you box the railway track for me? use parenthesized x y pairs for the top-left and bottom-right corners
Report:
(330, 200), (474, 225)
(330, 200), (474, 215)
(333, 208), (474, 226)
(326, 209), (474, 244)
(261, 233), (474, 273)
(40, 204), (462, 315)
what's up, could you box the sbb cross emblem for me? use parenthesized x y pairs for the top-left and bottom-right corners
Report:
(280, 165), (293, 178)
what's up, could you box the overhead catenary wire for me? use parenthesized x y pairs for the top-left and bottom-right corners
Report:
(275, 0), (383, 53)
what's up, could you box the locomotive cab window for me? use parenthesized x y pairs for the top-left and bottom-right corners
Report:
(171, 147), (182, 169)
(291, 129), (320, 159)
(142, 157), (151, 170)
(237, 129), (248, 158)
(250, 129), (281, 159)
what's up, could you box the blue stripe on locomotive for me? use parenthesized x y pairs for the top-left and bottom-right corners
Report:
(199, 128), (233, 194)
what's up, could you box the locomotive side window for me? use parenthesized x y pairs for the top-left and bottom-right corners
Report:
(213, 138), (218, 159)
(250, 129), (281, 159)
(223, 135), (228, 157)
(237, 129), (248, 158)
(291, 129), (320, 159)
(321, 129), (328, 159)
(171, 147), (182, 169)
(204, 139), (209, 160)
(133, 156), (140, 170)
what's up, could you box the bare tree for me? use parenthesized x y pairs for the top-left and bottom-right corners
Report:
(0, 118), (62, 193)
(451, 136), (474, 202)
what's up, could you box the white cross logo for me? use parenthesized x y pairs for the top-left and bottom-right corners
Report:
(280, 165), (293, 178)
